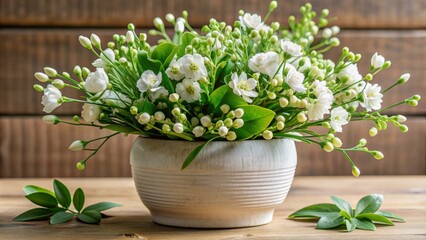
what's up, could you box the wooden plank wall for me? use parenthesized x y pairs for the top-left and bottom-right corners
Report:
(0, 0), (424, 177)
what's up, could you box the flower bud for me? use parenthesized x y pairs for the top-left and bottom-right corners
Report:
(412, 94), (421, 101)
(69, 140), (86, 151)
(33, 84), (44, 92)
(396, 115), (407, 123)
(200, 116), (212, 127)
(323, 141), (334, 152)
(397, 73), (410, 84)
(173, 123), (184, 133)
(268, 92), (277, 100)
(331, 137), (343, 148)
(233, 119), (244, 129)
(263, 130), (273, 140)
(399, 125), (409, 132)
(79, 36), (92, 49)
(220, 104), (230, 114)
(73, 115), (80, 122)
(162, 124), (171, 132)
(331, 26), (340, 35)
(138, 113), (151, 124)
(126, 31), (135, 43)
(372, 151), (384, 160)
(235, 108), (244, 118)
(352, 166), (360, 177)
(371, 52), (385, 68)
(369, 127), (378, 137)
(226, 131), (237, 141)
(269, 1), (278, 11)
(406, 99), (418, 106)
(130, 106), (138, 115)
(42, 115), (60, 125)
(154, 111), (166, 121)
(35, 72), (49, 82)
(43, 67), (57, 77)
(52, 79), (65, 89)
(154, 17), (164, 29)
(179, 113), (187, 122)
(358, 138), (367, 147)
(365, 73), (373, 81)
(82, 67), (90, 78)
(90, 34), (101, 49)
(165, 13), (175, 23)
(224, 118), (233, 127)
(276, 121), (285, 130)
(279, 97), (289, 108)
(382, 61), (391, 69)
(171, 107), (181, 116)
(329, 37), (340, 47)
(297, 112), (307, 122)
(175, 20), (185, 33)
(219, 126), (229, 137)
(127, 23), (135, 30)
(72, 65), (82, 77)
(192, 126), (205, 137)
(76, 161), (86, 171)
(322, 28), (332, 39)
(169, 93), (180, 102)
(191, 117), (200, 126)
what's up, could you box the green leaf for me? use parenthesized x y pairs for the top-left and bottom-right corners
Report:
(233, 105), (275, 140)
(73, 188), (85, 213)
(355, 194), (384, 216)
(104, 125), (138, 134)
(53, 179), (71, 209)
(356, 213), (394, 225)
(83, 202), (121, 212)
(351, 218), (376, 231)
(181, 137), (219, 170)
(331, 196), (353, 216)
(339, 210), (352, 219)
(208, 85), (248, 114)
(375, 211), (405, 222)
(25, 192), (58, 208)
(50, 211), (74, 225)
(177, 32), (196, 58)
(345, 219), (356, 232)
(13, 208), (54, 222)
(316, 212), (344, 229)
(151, 42), (177, 67)
(23, 185), (55, 197)
(137, 50), (162, 73)
(133, 98), (156, 115)
(160, 68), (174, 93)
(289, 203), (341, 218)
(77, 210), (101, 224)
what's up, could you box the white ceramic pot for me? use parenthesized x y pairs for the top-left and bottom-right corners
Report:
(130, 137), (297, 228)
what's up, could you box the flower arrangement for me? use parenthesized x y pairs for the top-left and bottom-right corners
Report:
(34, 1), (420, 175)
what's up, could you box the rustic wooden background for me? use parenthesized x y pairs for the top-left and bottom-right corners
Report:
(0, 0), (424, 177)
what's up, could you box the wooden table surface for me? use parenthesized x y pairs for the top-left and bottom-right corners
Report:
(0, 176), (425, 239)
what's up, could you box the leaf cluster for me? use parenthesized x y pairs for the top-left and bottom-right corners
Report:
(289, 194), (405, 232)
(13, 179), (121, 225)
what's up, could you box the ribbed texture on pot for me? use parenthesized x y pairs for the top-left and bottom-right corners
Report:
(130, 138), (297, 228)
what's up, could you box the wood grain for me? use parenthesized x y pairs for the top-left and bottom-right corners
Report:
(1, 0), (425, 29)
(0, 177), (425, 239)
(0, 29), (424, 115)
(0, 117), (424, 178)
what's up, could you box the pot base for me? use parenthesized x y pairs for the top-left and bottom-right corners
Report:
(150, 209), (274, 228)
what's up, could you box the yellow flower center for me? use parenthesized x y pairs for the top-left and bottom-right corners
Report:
(237, 81), (249, 91)
(171, 66), (180, 74)
(186, 85), (195, 94)
(190, 62), (199, 71)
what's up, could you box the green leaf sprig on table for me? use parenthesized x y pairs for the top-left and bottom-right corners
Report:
(13, 179), (121, 225)
(289, 194), (405, 232)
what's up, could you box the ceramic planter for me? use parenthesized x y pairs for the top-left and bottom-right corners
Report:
(130, 137), (297, 228)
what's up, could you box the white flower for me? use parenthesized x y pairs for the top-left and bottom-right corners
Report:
(361, 83), (383, 112)
(178, 54), (207, 80)
(136, 70), (162, 94)
(286, 70), (307, 93)
(280, 40), (303, 57)
(228, 72), (258, 103)
(41, 84), (62, 113)
(311, 80), (331, 97)
(330, 106), (349, 132)
(239, 13), (263, 30)
(371, 52), (385, 68)
(337, 64), (362, 85)
(166, 59), (185, 80)
(149, 86), (169, 101)
(92, 49), (115, 68)
(81, 103), (101, 123)
(248, 52), (280, 78)
(101, 90), (131, 107)
(176, 79), (201, 103)
(85, 68), (109, 93)
(307, 93), (333, 121)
